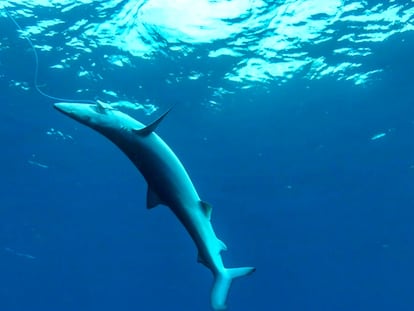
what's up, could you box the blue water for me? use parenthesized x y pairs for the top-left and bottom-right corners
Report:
(1, 1), (414, 310)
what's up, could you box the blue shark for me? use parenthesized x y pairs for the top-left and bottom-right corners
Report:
(54, 102), (255, 310)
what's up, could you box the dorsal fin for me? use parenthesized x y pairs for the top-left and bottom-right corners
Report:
(200, 201), (212, 219)
(132, 108), (172, 136)
(146, 186), (164, 209)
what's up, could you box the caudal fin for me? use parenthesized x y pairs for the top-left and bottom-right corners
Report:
(211, 267), (256, 310)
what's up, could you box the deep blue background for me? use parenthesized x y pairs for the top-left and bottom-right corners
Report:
(1, 7), (414, 311)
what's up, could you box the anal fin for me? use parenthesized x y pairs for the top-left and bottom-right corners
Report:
(197, 252), (209, 268)
(200, 200), (213, 219)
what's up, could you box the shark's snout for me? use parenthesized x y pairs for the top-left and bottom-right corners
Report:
(54, 102), (73, 115)
(54, 102), (93, 124)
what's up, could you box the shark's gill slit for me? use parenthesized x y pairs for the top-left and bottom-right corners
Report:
(5, 8), (96, 104)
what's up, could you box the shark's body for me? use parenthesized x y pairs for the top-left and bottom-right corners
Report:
(54, 102), (255, 310)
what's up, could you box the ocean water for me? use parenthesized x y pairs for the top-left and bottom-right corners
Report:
(1, 1), (414, 310)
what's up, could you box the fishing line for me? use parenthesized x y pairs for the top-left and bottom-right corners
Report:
(5, 8), (97, 104)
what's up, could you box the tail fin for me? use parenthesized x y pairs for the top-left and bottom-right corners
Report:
(211, 267), (256, 310)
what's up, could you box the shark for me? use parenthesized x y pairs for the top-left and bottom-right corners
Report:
(54, 101), (255, 310)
